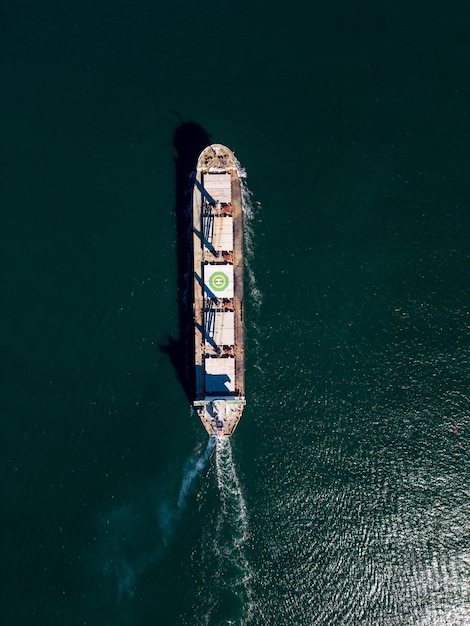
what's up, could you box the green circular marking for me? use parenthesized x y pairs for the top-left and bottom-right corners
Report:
(209, 271), (229, 292)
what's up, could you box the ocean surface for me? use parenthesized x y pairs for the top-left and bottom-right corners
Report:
(2, 1), (469, 624)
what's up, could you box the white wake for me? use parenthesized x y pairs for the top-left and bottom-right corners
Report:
(206, 437), (255, 625)
(237, 162), (262, 313)
(100, 438), (214, 599)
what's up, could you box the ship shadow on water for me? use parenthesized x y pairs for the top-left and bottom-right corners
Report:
(159, 120), (212, 402)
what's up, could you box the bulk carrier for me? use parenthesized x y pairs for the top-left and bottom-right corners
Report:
(192, 144), (245, 437)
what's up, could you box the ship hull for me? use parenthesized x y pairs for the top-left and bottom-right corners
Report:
(192, 144), (245, 436)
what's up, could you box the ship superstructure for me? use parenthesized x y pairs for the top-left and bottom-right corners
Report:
(192, 144), (245, 436)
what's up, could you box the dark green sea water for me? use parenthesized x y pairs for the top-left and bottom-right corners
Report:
(2, 1), (469, 624)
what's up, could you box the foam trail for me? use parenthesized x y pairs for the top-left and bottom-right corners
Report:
(210, 437), (255, 625)
(237, 163), (262, 313)
(100, 439), (214, 599)
(237, 168), (265, 381)
(215, 438), (248, 534)
(178, 437), (215, 509)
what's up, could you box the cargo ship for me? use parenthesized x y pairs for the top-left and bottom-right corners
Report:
(192, 144), (245, 437)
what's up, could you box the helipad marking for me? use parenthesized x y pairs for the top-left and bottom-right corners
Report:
(209, 271), (229, 292)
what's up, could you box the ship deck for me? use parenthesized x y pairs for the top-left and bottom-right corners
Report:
(192, 144), (245, 436)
